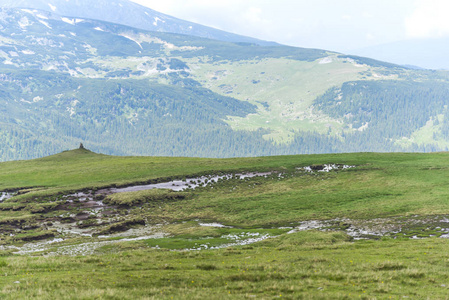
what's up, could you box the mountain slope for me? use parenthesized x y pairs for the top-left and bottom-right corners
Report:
(0, 0), (278, 46)
(1, 7), (449, 160)
(0, 7), (330, 160)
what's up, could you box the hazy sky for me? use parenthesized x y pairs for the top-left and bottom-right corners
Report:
(129, 0), (449, 52)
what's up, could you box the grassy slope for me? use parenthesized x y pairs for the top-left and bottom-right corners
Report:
(398, 114), (449, 149)
(190, 56), (366, 143)
(189, 55), (406, 143)
(1, 232), (449, 299)
(2, 150), (449, 298)
(2, 149), (449, 223)
(136, 151), (449, 226)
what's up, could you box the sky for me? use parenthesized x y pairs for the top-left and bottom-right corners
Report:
(129, 0), (449, 53)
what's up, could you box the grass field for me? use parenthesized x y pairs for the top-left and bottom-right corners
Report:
(1, 149), (449, 298)
(1, 232), (449, 299)
(188, 55), (407, 143)
(190, 56), (366, 143)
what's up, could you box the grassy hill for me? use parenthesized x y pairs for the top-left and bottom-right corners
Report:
(1, 150), (449, 298)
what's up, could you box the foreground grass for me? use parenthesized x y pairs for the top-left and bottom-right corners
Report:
(2, 150), (449, 298)
(1, 231), (449, 299)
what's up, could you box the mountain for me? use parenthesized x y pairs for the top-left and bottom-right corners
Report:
(1, 7), (449, 161)
(0, 7), (326, 160)
(350, 38), (449, 70)
(0, 0), (277, 46)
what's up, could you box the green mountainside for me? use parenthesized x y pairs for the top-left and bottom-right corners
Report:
(1, 7), (449, 160)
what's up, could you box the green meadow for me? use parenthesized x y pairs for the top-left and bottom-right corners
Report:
(1, 149), (449, 298)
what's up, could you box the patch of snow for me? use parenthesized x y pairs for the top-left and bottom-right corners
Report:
(61, 17), (75, 25)
(153, 17), (165, 26)
(0, 192), (13, 202)
(122, 34), (203, 52)
(9, 51), (19, 57)
(303, 166), (313, 172)
(21, 50), (35, 55)
(18, 16), (31, 29)
(29, 233), (167, 256)
(48, 3), (57, 12)
(199, 223), (232, 228)
(38, 20), (52, 29)
(33, 96), (43, 103)
(298, 164), (356, 173)
(357, 122), (369, 132)
(120, 34), (143, 49)
(319, 57), (333, 64)
(207, 234), (273, 250)
(20, 9), (35, 14)
(342, 165), (355, 169)
(67, 107), (75, 116)
(69, 32), (76, 36)
(319, 164), (339, 172)
(288, 221), (326, 233)
(15, 238), (64, 254)
(36, 13), (49, 20)
(189, 26), (193, 30)
(94, 27), (104, 32)
(101, 172), (273, 194)
(61, 18), (84, 25)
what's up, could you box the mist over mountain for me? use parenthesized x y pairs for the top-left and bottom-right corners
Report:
(0, 0), (277, 46)
(351, 38), (449, 70)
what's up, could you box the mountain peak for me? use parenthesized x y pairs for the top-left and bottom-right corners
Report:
(0, 0), (278, 46)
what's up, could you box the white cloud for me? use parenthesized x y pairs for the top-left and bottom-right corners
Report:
(406, 0), (449, 38)
(129, 0), (415, 52)
(243, 7), (263, 24)
(366, 33), (376, 41)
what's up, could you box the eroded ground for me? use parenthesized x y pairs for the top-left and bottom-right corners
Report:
(1, 164), (447, 256)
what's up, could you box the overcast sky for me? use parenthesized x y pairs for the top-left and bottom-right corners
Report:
(129, 0), (449, 52)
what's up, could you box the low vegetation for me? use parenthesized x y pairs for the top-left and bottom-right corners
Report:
(0, 149), (449, 298)
(1, 232), (449, 299)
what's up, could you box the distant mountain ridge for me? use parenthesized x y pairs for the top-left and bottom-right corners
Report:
(350, 38), (449, 70)
(0, 0), (278, 46)
(1, 6), (449, 161)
